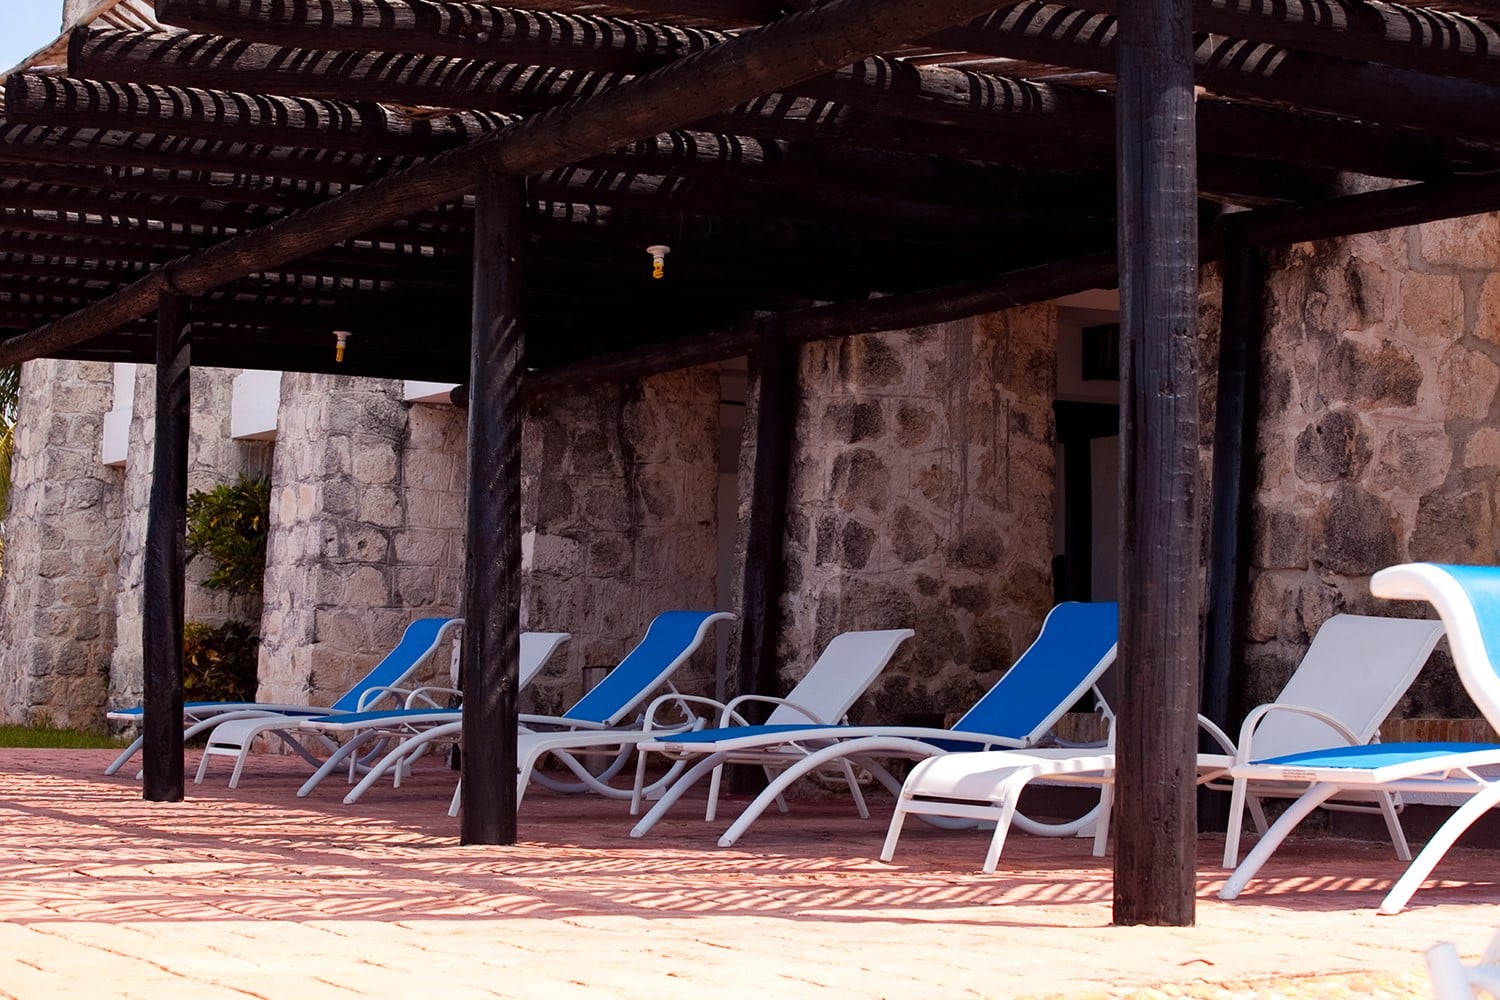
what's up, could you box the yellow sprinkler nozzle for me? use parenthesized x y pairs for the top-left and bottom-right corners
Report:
(334, 330), (350, 363)
(646, 244), (670, 280)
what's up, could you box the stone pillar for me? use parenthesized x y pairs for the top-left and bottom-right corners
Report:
(257, 375), (466, 707)
(763, 311), (1058, 723)
(520, 368), (720, 714)
(107, 366), (272, 712)
(1248, 214), (1500, 717)
(0, 360), (121, 728)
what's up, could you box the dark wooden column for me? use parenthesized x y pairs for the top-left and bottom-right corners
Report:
(1112, 0), (1202, 926)
(736, 329), (798, 711)
(142, 292), (190, 802)
(1200, 227), (1268, 830)
(460, 171), (525, 845)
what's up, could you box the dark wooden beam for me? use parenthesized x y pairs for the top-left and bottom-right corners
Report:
(7, 75), (512, 160)
(155, 0), (729, 73)
(40, 46), (1499, 183)
(142, 291), (190, 803)
(525, 250), (1120, 393)
(926, 3), (1500, 143)
(1112, 0), (1201, 927)
(0, 0), (1028, 365)
(460, 171), (525, 845)
(1199, 224), (1266, 833)
(736, 327), (798, 721)
(1063, 0), (1500, 86)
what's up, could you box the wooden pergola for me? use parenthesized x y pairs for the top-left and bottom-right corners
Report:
(3, 0), (1500, 926)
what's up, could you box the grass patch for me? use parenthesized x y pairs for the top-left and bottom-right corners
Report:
(0, 724), (125, 748)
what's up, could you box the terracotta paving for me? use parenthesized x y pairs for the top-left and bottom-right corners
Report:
(2, 749), (1499, 998)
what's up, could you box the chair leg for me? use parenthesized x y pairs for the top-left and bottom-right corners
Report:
(104, 735), (144, 776)
(981, 778), (1028, 873)
(1219, 782), (1340, 900)
(879, 798), (912, 863)
(630, 753), (729, 838)
(1091, 778), (1114, 857)
(1376, 791), (1412, 862)
(705, 763), (724, 822)
(762, 765), (791, 815)
(1378, 780), (1500, 915)
(1222, 776), (1249, 868)
(839, 759), (870, 819)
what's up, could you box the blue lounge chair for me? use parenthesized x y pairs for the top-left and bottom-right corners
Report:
(628, 627), (917, 818)
(629, 602), (1118, 846)
(192, 627), (566, 788)
(1220, 562), (1500, 914)
(282, 610), (733, 809)
(878, 613), (1444, 873)
(104, 616), (464, 777)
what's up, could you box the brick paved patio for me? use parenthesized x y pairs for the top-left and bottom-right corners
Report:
(2, 748), (1498, 998)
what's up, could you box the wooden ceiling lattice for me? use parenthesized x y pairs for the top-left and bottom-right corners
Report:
(2, 0), (1500, 379)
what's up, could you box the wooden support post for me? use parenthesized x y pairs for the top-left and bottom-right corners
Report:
(736, 329), (798, 717)
(460, 171), (525, 845)
(142, 292), (190, 802)
(1199, 227), (1267, 831)
(1112, 0), (1202, 927)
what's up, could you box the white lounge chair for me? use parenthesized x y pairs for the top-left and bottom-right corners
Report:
(103, 616), (464, 777)
(305, 610), (735, 810)
(1428, 927), (1500, 999)
(878, 613), (1444, 873)
(628, 627), (917, 817)
(1221, 562), (1500, 914)
(629, 601), (1118, 846)
(193, 629), (567, 788)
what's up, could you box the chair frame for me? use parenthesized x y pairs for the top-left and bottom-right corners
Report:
(1220, 562), (1500, 914)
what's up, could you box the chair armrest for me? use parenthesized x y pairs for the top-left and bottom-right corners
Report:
(356, 685), (416, 711)
(518, 713), (607, 732)
(1235, 702), (1363, 764)
(641, 693), (730, 731)
(1196, 714), (1236, 755)
(404, 685), (462, 709)
(721, 693), (828, 726)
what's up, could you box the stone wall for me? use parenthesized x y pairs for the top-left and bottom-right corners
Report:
(764, 313), (1058, 724)
(521, 368), (721, 715)
(0, 360), (120, 728)
(256, 376), (466, 708)
(1247, 215), (1500, 716)
(108, 366), (273, 712)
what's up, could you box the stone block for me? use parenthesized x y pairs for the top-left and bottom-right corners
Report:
(346, 566), (393, 608)
(587, 534), (633, 579)
(1463, 426), (1500, 468)
(358, 485), (404, 528)
(530, 532), (585, 578)
(1438, 345), (1500, 420)
(1397, 272), (1462, 343)
(1316, 337), (1421, 409)
(393, 528), (449, 566)
(890, 505), (939, 564)
(352, 445), (400, 484)
(1415, 214), (1500, 270)
(1314, 483), (1398, 575)
(1290, 407), (1374, 485)
(1411, 490), (1492, 562)
(1371, 423), (1451, 496)
(829, 448), (891, 514)
(1475, 273), (1500, 348)
(404, 451), (454, 492)
(337, 523), (393, 564)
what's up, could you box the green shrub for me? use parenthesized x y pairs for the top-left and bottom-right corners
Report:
(183, 620), (260, 703)
(185, 473), (270, 596)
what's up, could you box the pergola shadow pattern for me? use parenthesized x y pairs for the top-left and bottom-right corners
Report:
(2, 750), (1498, 998)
